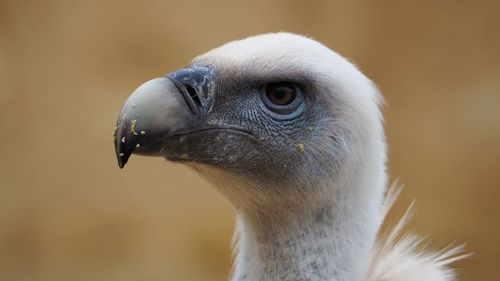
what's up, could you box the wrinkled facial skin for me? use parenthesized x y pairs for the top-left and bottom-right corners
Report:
(168, 64), (343, 189)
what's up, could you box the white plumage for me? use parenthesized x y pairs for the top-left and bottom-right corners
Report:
(115, 32), (467, 281)
(367, 186), (467, 281)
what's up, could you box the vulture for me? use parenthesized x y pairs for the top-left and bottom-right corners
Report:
(113, 33), (466, 281)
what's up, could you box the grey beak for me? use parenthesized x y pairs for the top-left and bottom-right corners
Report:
(114, 78), (192, 168)
(113, 66), (215, 168)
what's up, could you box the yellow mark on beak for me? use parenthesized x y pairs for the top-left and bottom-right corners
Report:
(130, 120), (138, 135)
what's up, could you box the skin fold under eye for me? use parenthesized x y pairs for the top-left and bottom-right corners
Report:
(260, 82), (304, 118)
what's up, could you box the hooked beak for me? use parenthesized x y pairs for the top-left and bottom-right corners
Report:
(113, 66), (215, 168)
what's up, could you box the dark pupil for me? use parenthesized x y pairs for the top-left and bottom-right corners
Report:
(267, 84), (296, 105)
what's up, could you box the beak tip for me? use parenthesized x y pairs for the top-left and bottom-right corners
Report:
(115, 145), (132, 169)
(117, 158), (125, 169)
(116, 150), (132, 169)
(114, 131), (132, 169)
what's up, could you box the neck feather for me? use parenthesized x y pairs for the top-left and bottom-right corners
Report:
(231, 172), (385, 281)
(189, 123), (387, 281)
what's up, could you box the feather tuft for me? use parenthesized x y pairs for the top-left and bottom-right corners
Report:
(366, 184), (470, 281)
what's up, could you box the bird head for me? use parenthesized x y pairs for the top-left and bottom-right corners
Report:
(114, 33), (385, 208)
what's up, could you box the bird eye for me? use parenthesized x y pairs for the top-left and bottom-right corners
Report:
(261, 82), (304, 118)
(266, 82), (296, 105)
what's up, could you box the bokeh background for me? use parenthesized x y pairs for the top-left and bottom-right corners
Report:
(1, 0), (499, 280)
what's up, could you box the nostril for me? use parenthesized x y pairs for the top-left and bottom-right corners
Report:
(185, 85), (202, 108)
(166, 66), (214, 116)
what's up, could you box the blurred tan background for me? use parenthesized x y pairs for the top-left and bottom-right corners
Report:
(0, 0), (498, 280)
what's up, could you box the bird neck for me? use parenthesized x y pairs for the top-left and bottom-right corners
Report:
(231, 178), (384, 281)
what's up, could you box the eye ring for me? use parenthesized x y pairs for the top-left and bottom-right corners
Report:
(260, 82), (304, 119)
